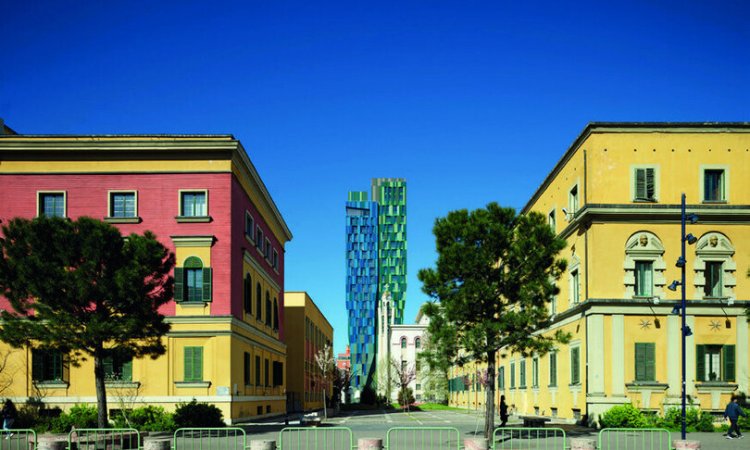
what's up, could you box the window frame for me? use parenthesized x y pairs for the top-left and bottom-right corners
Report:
(568, 184), (579, 216)
(510, 360), (516, 389)
(532, 356), (539, 388)
(245, 211), (255, 243)
(183, 346), (203, 382)
(37, 191), (67, 218)
(32, 349), (65, 382)
(570, 346), (581, 385)
(696, 344), (735, 382)
(631, 165), (659, 202)
(178, 189), (209, 218)
(634, 260), (654, 298)
(634, 342), (656, 382)
(700, 166), (729, 203)
(549, 352), (557, 387)
(107, 190), (138, 220)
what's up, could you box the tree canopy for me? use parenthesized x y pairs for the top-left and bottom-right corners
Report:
(0, 216), (174, 427)
(418, 202), (568, 439)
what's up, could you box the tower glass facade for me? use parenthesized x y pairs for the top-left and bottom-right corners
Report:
(346, 179), (407, 395)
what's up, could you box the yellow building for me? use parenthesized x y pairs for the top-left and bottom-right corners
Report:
(284, 292), (334, 413)
(449, 122), (750, 424)
(0, 132), (292, 423)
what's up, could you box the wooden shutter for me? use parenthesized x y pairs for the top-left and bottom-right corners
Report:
(202, 268), (212, 301)
(174, 268), (184, 302)
(696, 345), (706, 381)
(635, 169), (646, 199)
(635, 343), (655, 381)
(571, 348), (580, 384)
(550, 353), (557, 386)
(645, 168), (655, 199)
(32, 349), (43, 380)
(122, 358), (133, 381)
(723, 345), (735, 382)
(103, 355), (114, 378)
(185, 347), (202, 382)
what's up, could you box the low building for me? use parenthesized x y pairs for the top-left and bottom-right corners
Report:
(284, 292), (333, 413)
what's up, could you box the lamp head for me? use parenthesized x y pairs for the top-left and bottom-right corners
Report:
(671, 305), (681, 315)
(683, 326), (693, 337)
(688, 214), (699, 224)
(667, 280), (681, 291)
(675, 256), (686, 268)
(685, 233), (698, 245)
(726, 319), (732, 329)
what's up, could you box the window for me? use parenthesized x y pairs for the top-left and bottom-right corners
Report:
(273, 361), (283, 386)
(549, 352), (557, 387)
(415, 338), (421, 349)
(634, 261), (653, 297)
(570, 269), (580, 304)
(635, 343), (656, 382)
(174, 257), (212, 302)
(256, 283), (262, 320)
(180, 191), (207, 217)
(633, 167), (657, 202)
(272, 249), (279, 271)
(401, 360), (407, 371)
(401, 337), (407, 349)
(256, 227), (264, 251)
(265, 291), (271, 326)
(703, 169), (725, 202)
(244, 352), (251, 385)
(38, 192), (65, 217)
(32, 349), (64, 382)
(568, 185), (579, 215)
(244, 275), (252, 314)
(255, 355), (261, 385)
(548, 209), (556, 231)
(510, 361), (516, 389)
(704, 261), (723, 298)
(697, 345), (734, 382)
(498, 366), (505, 390)
(104, 349), (133, 382)
(184, 347), (203, 382)
(245, 212), (255, 242)
(416, 384), (421, 390)
(264, 359), (270, 386)
(520, 360), (526, 388)
(109, 191), (137, 218)
(532, 357), (539, 388)
(570, 347), (580, 385)
(264, 238), (271, 261)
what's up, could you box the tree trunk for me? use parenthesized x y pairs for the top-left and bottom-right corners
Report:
(323, 389), (327, 419)
(94, 348), (108, 428)
(484, 352), (496, 442)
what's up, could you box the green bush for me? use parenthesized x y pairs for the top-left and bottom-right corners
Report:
(173, 399), (224, 428)
(657, 407), (715, 432)
(49, 404), (99, 433)
(112, 406), (176, 432)
(15, 403), (62, 432)
(398, 388), (415, 408)
(599, 404), (648, 428)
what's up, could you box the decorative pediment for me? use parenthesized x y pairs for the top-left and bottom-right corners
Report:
(625, 232), (664, 254)
(696, 232), (734, 256)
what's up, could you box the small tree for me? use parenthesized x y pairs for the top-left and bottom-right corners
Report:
(391, 357), (416, 410)
(334, 367), (351, 404)
(419, 203), (568, 441)
(314, 344), (335, 419)
(0, 216), (174, 427)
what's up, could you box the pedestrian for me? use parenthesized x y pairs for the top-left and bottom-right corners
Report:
(1, 399), (16, 439)
(724, 395), (746, 439)
(499, 395), (508, 427)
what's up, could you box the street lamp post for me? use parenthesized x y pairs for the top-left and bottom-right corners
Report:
(669, 193), (698, 440)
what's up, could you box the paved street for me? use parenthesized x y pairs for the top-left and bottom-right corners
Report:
(241, 409), (743, 450)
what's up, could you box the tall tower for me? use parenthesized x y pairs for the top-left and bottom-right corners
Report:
(372, 178), (407, 324)
(345, 191), (379, 396)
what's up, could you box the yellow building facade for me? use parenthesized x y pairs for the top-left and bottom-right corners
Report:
(284, 292), (334, 413)
(449, 123), (750, 424)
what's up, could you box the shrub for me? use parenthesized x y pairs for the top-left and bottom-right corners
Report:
(112, 406), (176, 432)
(50, 404), (99, 433)
(599, 404), (648, 428)
(398, 388), (415, 408)
(359, 386), (377, 405)
(658, 407), (715, 432)
(173, 399), (224, 428)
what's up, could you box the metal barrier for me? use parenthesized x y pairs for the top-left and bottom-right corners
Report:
(70, 428), (141, 450)
(278, 427), (353, 450)
(386, 427), (460, 450)
(598, 428), (671, 450)
(2, 429), (36, 450)
(173, 428), (246, 450)
(491, 427), (567, 450)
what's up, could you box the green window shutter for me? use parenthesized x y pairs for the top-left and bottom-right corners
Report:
(645, 168), (655, 199)
(32, 350), (43, 380)
(550, 353), (557, 386)
(723, 345), (735, 382)
(174, 268), (184, 301)
(202, 268), (212, 301)
(103, 355), (114, 378)
(53, 352), (63, 380)
(184, 347), (202, 382)
(122, 359), (133, 381)
(184, 347), (193, 381)
(696, 345), (706, 381)
(646, 343), (655, 381)
(635, 169), (646, 199)
(571, 348), (580, 384)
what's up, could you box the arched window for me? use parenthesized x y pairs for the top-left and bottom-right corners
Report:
(273, 297), (279, 331)
(265, 290), (272, 326)
(400, 337), (407, 349)
(694, 232), (736, 300)
(177, 256), (212, 302)
(415, 337), (421, 349)
(624, 232), (666, 299)
(244, 274), (252, 314)
(256, 283), (262, 320)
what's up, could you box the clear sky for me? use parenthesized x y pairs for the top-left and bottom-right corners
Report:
(2, 1), (748, 354)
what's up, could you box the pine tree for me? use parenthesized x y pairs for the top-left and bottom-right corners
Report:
(0, 216), (174, 428)
(418, 203), (568, 441)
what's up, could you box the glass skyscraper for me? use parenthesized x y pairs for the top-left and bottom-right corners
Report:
(345, 178), (407, 395)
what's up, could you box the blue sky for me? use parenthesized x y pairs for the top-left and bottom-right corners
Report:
(2, 1), (749, 354)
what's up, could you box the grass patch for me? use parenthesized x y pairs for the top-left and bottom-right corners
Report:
(401, 403), (466, 412)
